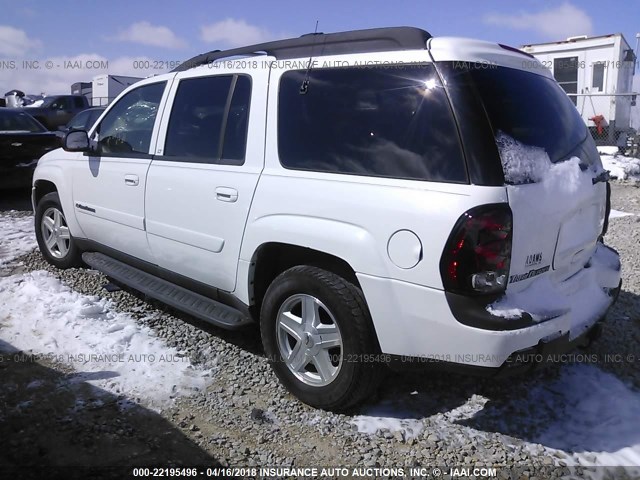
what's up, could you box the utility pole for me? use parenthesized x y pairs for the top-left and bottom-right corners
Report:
(636, 33), (640, 73)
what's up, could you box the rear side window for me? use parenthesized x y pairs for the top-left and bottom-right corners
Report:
(278, 65), (467, 183)
(0, 110), (46, 133)
(68, 110), (90, 129)
(164, 75), (251, 165)
(73, 97), (86, 108)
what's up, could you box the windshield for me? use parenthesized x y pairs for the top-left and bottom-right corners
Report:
(37, 97), (56, 108)
(0, 110), (46, 133)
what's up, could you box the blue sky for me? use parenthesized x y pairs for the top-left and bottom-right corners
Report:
(0, 0), (639, 94)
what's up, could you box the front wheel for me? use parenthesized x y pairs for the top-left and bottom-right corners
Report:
(35, 192), (82, 268)
(261, 266), (382, 411)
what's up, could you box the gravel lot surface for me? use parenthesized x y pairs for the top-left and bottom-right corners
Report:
(1, 185), (639, 479)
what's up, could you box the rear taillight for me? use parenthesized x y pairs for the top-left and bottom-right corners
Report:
(440, 204), (512, 295)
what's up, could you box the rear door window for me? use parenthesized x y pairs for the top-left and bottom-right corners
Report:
(163, 75), (251, 165)
(278, 65), (467, 183)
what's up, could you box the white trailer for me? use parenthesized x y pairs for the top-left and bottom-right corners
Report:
(522, 33), (637, 146)
(91, 75), (142, 107)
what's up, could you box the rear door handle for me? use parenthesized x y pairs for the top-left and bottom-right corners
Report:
(124, 174), (139, 186)
(216, 187), (238, 202)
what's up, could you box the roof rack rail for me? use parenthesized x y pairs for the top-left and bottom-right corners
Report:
(172, 26), (431, 72)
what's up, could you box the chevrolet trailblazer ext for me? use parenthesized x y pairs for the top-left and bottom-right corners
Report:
(32, 27), (621, 410)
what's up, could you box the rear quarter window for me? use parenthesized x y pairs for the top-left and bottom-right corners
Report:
(277, 65), (468, 183)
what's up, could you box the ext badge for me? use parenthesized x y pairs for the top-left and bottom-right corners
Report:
(509, 252), (547, 284)
(525, 252), (542, 268)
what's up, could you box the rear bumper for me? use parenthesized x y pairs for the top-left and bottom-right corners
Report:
(358, 243), (621, 369)
(388, 281), (619, 376)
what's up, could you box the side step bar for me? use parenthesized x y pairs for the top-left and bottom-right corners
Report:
(82, 252), (252, 330)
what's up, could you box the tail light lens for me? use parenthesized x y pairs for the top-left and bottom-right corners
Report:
(440, 204), (513, 295)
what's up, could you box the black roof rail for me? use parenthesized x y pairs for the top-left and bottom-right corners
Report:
(172, 26), (432, 72)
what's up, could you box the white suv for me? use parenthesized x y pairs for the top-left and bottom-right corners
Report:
(32, 27), (621, 410)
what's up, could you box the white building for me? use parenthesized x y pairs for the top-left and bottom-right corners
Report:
(522, 34), (637, 145)
(91, 75), (142, 107)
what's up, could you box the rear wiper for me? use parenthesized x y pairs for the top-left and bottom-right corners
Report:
(592, 170), (610, 185)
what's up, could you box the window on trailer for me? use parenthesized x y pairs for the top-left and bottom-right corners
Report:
(553, 57), (578, 105)
(592, 63), (605, 92)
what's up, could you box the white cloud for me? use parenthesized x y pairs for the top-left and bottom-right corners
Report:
(0, 25), (42, 56)
(0, 53), (161, 96)
(111, 21), (187, 49)
(200, 18), (288, 47)
(483, 3), (593, 41)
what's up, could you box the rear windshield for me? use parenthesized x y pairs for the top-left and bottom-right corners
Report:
(437, 63), (600, 185)
(278, 65), (468, 183)
(0, 110), (46, 133)
(471, 65), (591, 156)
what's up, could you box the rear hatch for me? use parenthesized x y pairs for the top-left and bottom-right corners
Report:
(432, 49), (608, 295)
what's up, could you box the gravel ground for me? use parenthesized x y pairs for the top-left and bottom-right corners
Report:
(1, 184), (639, 479)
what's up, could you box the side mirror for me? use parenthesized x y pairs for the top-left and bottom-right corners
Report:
(63, 130), (90, 152)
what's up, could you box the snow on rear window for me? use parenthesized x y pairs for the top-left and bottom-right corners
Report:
(495, 131), (552, 184)
(495, 131), (597, 190)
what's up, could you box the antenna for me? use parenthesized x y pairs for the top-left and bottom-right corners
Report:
(300, 21), (319, 94)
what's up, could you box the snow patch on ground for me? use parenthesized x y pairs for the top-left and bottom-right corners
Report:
(0, 213), (37, 268)
(609, 209), (635, 219)
(597, 146), (620, 156)
(523, 365), (640, 473)
(351, 408), (424, 440)
(0, 270), (212, 409)
(352, 365), (640, 471)
(600, 154), (640, 182)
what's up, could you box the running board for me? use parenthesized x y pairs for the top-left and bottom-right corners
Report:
(82, 252), (251, 330)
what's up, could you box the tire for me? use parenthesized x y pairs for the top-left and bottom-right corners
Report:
(35, 192), (82, 269)
(261, 265), (382, 411)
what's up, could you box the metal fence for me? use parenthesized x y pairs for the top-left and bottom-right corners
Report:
(567, 93), (638, 148)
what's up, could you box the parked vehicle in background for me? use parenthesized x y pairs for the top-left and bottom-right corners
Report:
(0, 109), (60, 189)
(32, 27), (622, 411)
(56, 107), (106, 138)
(21, 95), (90, 130)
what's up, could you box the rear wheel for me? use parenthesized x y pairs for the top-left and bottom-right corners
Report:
(261, 266), (382, 411)
(35, 192), (82, 268)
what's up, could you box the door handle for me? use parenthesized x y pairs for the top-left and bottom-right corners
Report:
(124, 174), (139, 186)
(215, 187), (238, 202)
